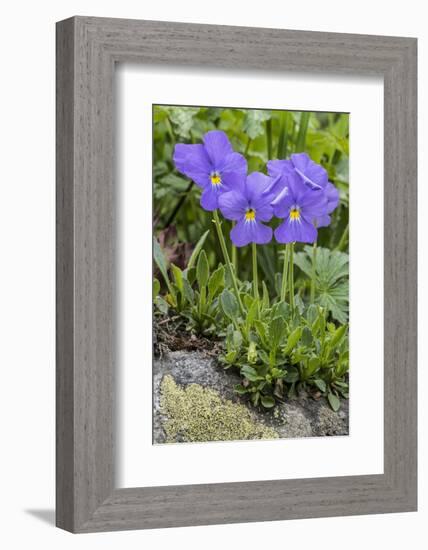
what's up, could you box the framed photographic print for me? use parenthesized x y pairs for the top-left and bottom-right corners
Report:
(56, 16), (417, 532)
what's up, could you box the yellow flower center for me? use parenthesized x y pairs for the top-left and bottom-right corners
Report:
(289, 208), (301, 221)
(245, 208), (256, 221)
(210, 172), (222, 186)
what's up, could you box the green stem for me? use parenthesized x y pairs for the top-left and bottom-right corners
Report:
(310, 240), (317, 304)
(165, 116), (176, 147)
(277, 112), (289, 159)
(289, 243), (295, 311)
(213, 210), (245, 315)
(266, 119), (272, 160)
(244, 136), (252, 155)
(335, 222), (349, 252)
(231, 222), (238, 273)
(280, 245), (289, 302)
(295, 112), (310, 152)
(252, 242), (259, 302)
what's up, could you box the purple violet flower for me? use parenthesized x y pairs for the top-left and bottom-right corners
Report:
(268, 152), (328, 191)
(218, 172), (275, 247)
(268, 152), (340, 239)
(173, 130), (247, 211)
(271, 171), (328, 244)
(316, 181), (340, 227)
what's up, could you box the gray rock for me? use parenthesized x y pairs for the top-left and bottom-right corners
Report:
(153, 349), (349, 444)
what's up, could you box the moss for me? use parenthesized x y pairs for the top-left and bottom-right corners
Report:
(159, 375), (278, 443)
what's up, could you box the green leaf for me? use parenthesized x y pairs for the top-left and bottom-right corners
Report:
(225, 351), (237, 364)
(274, 301), (290, 319)
(153, 237), (169, 285)
(242, 109), (272, 139)
(329, 324), (347, 348)
(254, 320), (268, 347)
(294, 246), (349, 322)
(187, 230), (210, 270)
(314, 379), (327, 393)
(241, 365), (261, 382)
(307, 357), (320, 375)
(158, 173), (189, 192)
(153, 278), (160, 299)
(252, 392), (260, 406)
(306, 304), (318, 324)
(220, 289), (239, 320)
(196, 250), (210, 288)
(234, 384), (248, 395)
(257, 349), (270, 366)
(301, 326), (313, 347)
(208, 265), (225, 299)
(153, 237), (174, 296)
(246, 299), (259, 329)
(171, 263), (183, 292)
(185, 267), (196, 285)
(257, 245), (277, 290)
(285, 369), (299, 383)
(327, 392), (341, 412)
(154, 296), (169, 314)
(284, 327), (302, 356)
(182, 278), (194, 304)
(269, 316), (287, 350)
(233, 330), (243, 348)
(247, 341), (258, 363)
(167, 106), (200, 138)
(261, 395), (276, 408)
(262, 281), (270, 310)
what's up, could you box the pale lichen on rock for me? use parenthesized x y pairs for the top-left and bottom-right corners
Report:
(153, 350), (349, 444)
(159, 375), (278, 443)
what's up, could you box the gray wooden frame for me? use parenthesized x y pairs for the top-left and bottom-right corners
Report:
(56, 16), (417, 533)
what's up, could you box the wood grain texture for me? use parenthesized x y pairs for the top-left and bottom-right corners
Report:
(56, 16), (417, 533)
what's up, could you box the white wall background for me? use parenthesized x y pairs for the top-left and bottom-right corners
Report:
(0, 1), (425, 548)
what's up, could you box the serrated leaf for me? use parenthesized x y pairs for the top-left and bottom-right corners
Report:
(269, 316), (287, 350)
(294, 246), (349, 322)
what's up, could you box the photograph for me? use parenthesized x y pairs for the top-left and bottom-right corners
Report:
(0, 1), (420, 544)
(152, 104), (350, 444)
